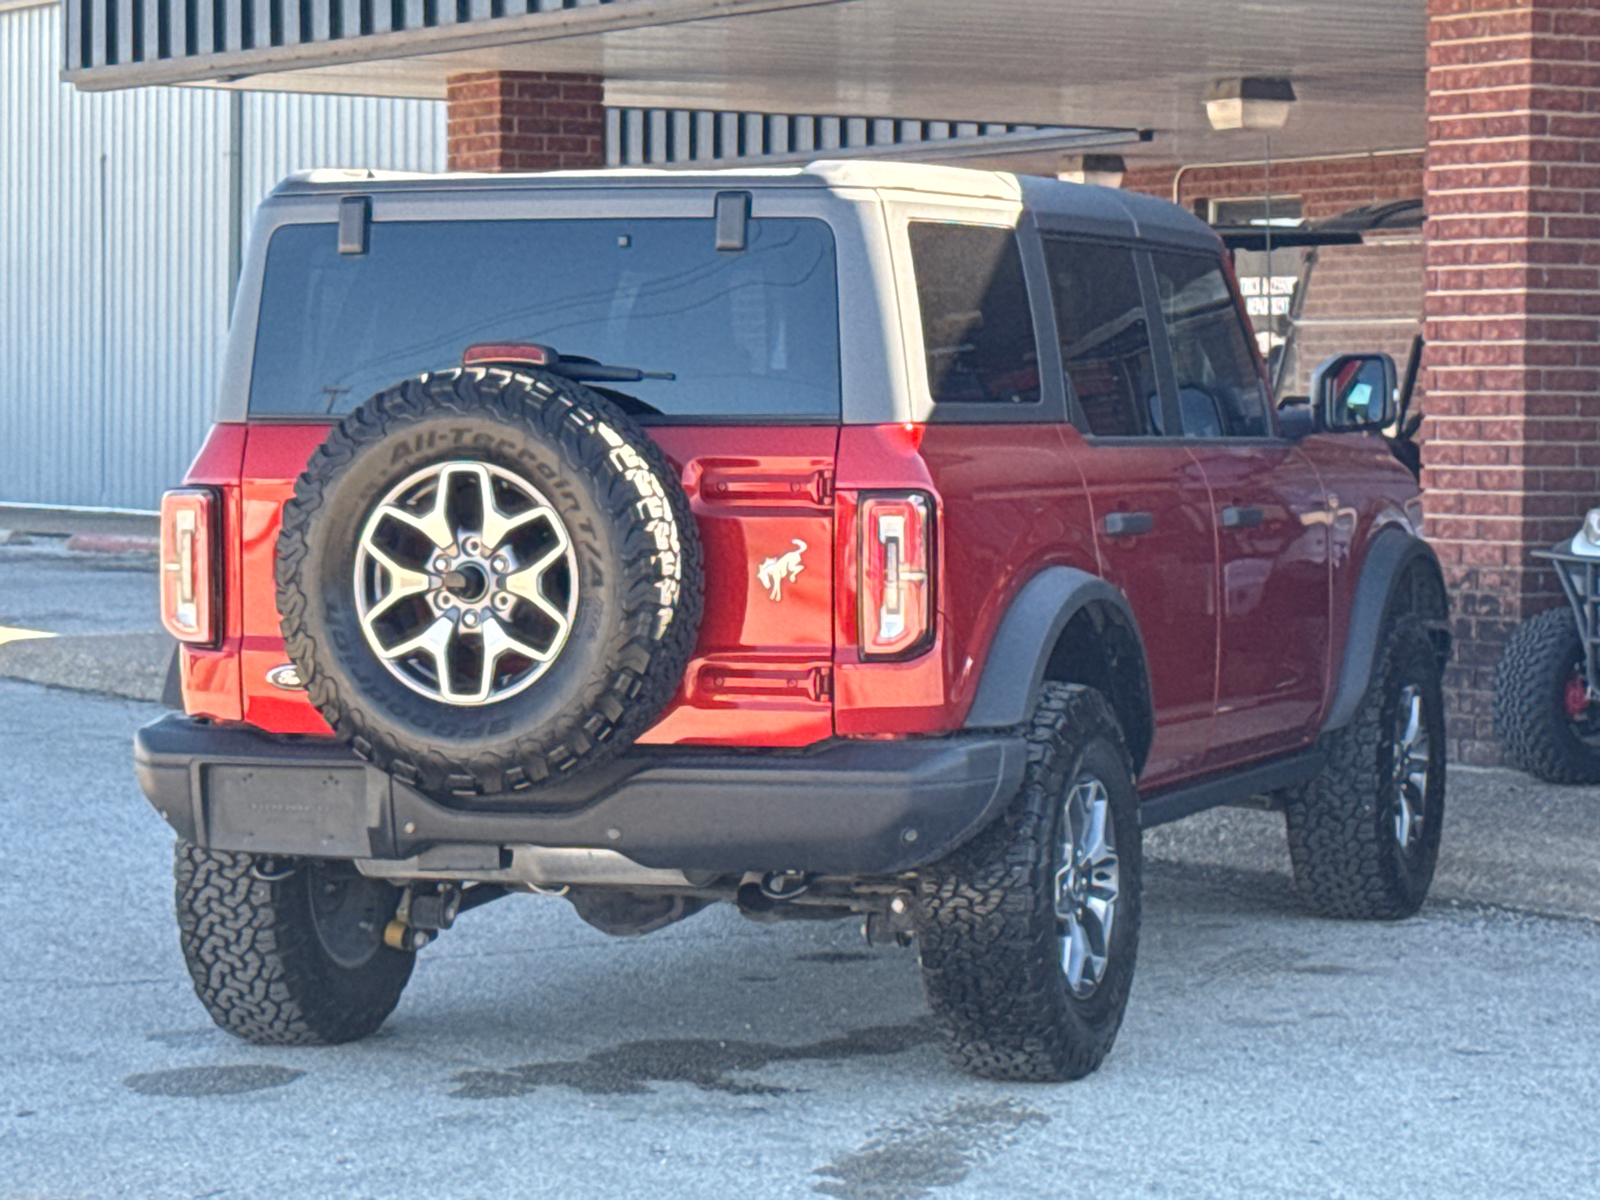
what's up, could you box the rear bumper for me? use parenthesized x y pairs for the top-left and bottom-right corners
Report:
(133, 715), (1027, 876)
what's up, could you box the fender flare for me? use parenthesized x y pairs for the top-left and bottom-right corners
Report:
(1322, 526), (1450, 733)
(964, 566), (1155, 767)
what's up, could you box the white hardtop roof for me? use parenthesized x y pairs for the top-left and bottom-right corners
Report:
(279, 160), (1025, 202)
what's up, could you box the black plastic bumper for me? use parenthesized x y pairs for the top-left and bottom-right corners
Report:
(133, 715), (1027, 875)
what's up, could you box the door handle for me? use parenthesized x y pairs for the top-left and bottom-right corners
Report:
(1103, 511), (1154, 537)
(1221, 505), (1265, 530)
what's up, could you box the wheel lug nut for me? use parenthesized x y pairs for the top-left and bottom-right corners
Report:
(492, 556), (509, 573)
(433, 556), (450, 572)
(462, 611), (478, 628)
(494, 593), (512, 610)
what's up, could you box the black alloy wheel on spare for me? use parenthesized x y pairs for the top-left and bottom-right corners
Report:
(1494, 605), (1600, 784)
(276, 367), (703, 800)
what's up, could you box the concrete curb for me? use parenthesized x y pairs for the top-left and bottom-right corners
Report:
(1145, 766), (1600, 924)
(0, 631), (173, 702)
(64, 533), (160, 554)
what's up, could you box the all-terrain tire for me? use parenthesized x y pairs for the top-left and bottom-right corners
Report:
(175, 843), (414, 1046)
(276, 367), (703, 800)
(1493, 606), (1600, 784)
(915, 683), (1142, 1082)
(1284, 616), (1446, 920)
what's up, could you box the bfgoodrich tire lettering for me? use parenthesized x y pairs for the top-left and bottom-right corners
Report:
(276, 368), (703, 800)
(914, 683), (1142, 1082)
(1284, 616), (1446, 920)
(175, 843), (414, 1046)
(1493, 606), (1600, 784)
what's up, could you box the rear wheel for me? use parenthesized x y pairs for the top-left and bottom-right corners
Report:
(175, 843), (414, 1046)
(1284, 617), (1446, 920)
(1493, 606), (1600, 784)
(915, 683), (1142, 1082)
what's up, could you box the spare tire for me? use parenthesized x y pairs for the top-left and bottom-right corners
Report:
(276, 367), (702, 800)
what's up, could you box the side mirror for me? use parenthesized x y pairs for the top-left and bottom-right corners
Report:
(1310, 353), (1398, 432)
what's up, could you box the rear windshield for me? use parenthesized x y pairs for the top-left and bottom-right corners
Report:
(248, 217), (841, 420)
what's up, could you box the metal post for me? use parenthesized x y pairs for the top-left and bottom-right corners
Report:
(227, 91), (243, 319)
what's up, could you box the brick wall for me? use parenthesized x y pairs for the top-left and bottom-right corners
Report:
(446, 71), (606, 172)
(1123, 153), (1425, 220)
(1287, 234), (1426, 395)
(1421, 0), (1600, 764)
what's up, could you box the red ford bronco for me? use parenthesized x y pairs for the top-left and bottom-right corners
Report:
(136, 162), (1450, 1082)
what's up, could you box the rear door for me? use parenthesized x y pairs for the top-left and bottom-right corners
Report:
(1043, 236), (1220, 787)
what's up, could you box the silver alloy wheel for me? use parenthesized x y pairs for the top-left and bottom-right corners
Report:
(1054, 775), (1120, 998)
(354, 460), (577, 706)
(1392, 684), (1431, 850)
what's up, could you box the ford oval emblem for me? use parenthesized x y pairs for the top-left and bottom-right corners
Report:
(266, 663), (305, 691)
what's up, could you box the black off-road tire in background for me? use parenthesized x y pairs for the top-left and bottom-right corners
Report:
(175, 842), (414, 1045)
(915, 683), (1142, 1082)
(1284, 617), (1446, 920)
(276, 367), (703, 801)
(1493, 606), (1600, 784)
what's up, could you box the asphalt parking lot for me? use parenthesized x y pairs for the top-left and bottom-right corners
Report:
(3, 542), (1600, 1199)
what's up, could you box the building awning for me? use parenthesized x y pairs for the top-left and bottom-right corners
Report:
(62, 0), (1426, 166)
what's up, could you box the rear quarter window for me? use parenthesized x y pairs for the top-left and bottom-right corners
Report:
(908, 222), (1041, 407)
(248, 216), (841, 421)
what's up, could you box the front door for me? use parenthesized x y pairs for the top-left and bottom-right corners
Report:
(1043, 236), (1219, 787)
(1144, 248), (1331, 766)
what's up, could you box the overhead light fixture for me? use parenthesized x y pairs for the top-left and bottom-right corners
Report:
(1204, 77), (1296, 131)
(1057, 153), (1126, 188)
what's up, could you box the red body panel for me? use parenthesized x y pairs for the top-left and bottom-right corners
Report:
(175, 424), (247, 722)
(1062, 428), (1219, 786)
(833, 423), (1098, 736)
(1295, 431), (1424, 726)
(635, 426), (837, 746)
(1200, 443), (1330, 768)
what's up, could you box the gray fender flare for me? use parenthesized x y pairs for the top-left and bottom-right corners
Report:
(964, 567), (1154, 757)
(1322, 526), (1450, 733)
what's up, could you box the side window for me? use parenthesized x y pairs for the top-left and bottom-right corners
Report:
(1149, 251), (1271, 438)
(1042, 239), (1161, 437)
(908, 222), (1041, 405)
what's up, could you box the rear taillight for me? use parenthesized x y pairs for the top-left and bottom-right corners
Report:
(159, 488), (218, 645)
(859, 491), (935, 659)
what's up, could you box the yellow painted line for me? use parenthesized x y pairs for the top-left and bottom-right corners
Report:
(0, 626), (55, 646)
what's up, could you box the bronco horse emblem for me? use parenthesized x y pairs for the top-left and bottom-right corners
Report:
(758, 539), (807, 601)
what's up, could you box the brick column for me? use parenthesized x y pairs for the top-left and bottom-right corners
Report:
(446, 71), (606, 172)
(1422, 0), (1600, 763)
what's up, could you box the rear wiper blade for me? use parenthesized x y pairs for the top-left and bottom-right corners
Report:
(462, 342), (675, 382)
(553, 360), (677, 383)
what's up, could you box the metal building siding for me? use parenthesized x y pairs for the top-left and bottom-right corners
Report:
(0, 2), (444, 509)
(239, 90), (446, 215)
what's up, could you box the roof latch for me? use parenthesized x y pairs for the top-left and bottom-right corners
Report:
(338, 195), (371, 256)
(714, 191), (750, 252)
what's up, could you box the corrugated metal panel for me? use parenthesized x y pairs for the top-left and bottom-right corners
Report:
(0, 2), (445, 509)
(606, 105), (1098, 168)
(63, 0), (616, 74)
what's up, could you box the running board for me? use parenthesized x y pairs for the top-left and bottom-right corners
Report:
(1139, 749), (1325, 829)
